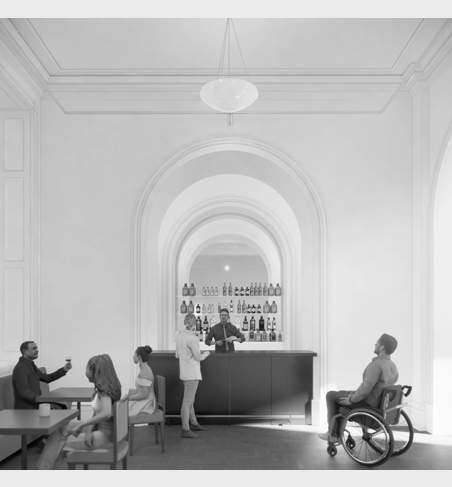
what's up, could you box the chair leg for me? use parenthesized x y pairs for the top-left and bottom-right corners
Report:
(154, 423), (159, 444)
(129, 425), (134, 456)
(83, 464), (88, 470)
(159, 422), (166, 453)
(122, 456), (128, 470)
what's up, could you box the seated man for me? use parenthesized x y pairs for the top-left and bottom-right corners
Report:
(319, 333), (399, 442)
(12, 341), (72, 409)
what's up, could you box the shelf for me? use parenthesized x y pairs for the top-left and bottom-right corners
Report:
(179, 295), (282, 299)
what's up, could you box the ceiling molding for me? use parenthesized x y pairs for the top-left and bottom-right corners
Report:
(3, 18), (452, 113)
(47, 81), (399, 114)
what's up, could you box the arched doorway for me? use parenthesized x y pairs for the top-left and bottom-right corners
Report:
(133, 137), (327, 423)
(433, 131), (452, 434)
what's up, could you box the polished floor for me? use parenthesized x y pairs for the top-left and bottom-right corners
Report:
(1, 423), (452, 470)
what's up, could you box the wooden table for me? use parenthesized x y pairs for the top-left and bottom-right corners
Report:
(39, 387), (94, 420)
(0, 409), (78, 469)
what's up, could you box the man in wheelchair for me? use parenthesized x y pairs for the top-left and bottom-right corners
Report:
(319, 333), (399, 443)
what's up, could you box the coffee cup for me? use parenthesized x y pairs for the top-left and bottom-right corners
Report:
(38, 403), (50, 417)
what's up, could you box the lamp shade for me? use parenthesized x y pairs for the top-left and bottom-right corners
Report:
(200, 78), (259, 113)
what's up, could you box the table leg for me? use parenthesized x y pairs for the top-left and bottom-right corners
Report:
(77, 401), (81, 420)
(21, 434), (28, 470)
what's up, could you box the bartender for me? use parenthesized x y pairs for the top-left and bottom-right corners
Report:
(205, 308), (245, 353)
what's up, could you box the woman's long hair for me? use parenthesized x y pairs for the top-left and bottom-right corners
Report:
(87, 354), (121, 402)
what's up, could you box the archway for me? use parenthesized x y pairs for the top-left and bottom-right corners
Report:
(433, 131), (452, 434)
(133, 137), (327, 423)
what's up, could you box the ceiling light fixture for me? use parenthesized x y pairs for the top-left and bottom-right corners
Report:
(200, 19), (258, 114)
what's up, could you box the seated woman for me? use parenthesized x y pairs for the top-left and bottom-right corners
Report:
(36, 354), (122, 469)
(123, 345), (156, 416)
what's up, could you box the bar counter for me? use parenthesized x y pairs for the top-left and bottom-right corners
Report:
(149, 350), (317, 424)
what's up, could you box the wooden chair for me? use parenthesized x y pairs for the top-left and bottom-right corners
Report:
(129, 375), (166, 455)
(65, 399), (129, 470)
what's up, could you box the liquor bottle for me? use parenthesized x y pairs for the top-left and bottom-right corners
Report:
(229, 300), (234, 313)
(242, 316), (249, 331)
(271, 329), (277, 342)
(267, 317), (271, 331)
(196, 303), (201, 314)
(268, 329), (273, 342)
(202, 304), (206, 314)
(263, 283), (268, 296)
(262, 330), (268, 342)
(255, 330), (261, 342)
(223, 282), (227, 296)
(228, 282), (233, 296)
(250, 316), (256, 331)
(215, 286), (219, 296)
(182, 283), (189, 296)
(259, 316), (265, 331)
(247, 304), (251, 314)
(257, 304), (262, 314)
(250, 283), (254, 296)
(202, 286), (206, 296)
(272, 317), (277, 330)
(209, 286), (214, 296)
(240, 286), (244, 296)
(245, 286), (250, 296)
(196, 316), (202, 331)
(275, 283), (282, 296)
(258, 282), (262, 296)
(278, 331), (283, 342)
(237, 301), (241, 314)
(203, 316), (209, 328)
(188, 301), (194, 314)
(271, 300), (278, 313)
(251, 304), (256, 314)
(199, 330), (204, 342)
(234, 286), (239, 296)
(190, 283), (196, 296)
(218, 303), (221, 313)
(263, 300), (270, 314)
(254, 283), (258, 295)
(206, 286), (210, 296)
(249, 329), (255, 341)
(180, 301), (187, 314)
(242, 299), (246, 312)
(268, 283), (275, 296)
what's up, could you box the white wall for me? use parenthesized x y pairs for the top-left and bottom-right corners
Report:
(37, 93), (414, 404)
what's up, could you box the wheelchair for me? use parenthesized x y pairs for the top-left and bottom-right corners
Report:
(326, 385), (414, 467)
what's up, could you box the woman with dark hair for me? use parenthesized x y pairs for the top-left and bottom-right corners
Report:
(123, 345), (156, 415)
(36, 354), (122, 469)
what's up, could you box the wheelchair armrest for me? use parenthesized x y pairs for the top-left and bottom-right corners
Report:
(402, 385), (412, 397)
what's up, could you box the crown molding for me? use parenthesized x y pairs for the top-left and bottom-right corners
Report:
(0, 20), (47, 108)
(46, 81), (400, 114)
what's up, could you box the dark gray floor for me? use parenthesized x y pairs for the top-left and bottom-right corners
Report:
(1, 424), (452, 470)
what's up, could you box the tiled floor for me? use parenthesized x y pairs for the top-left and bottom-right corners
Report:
(1, 423), (452, 470)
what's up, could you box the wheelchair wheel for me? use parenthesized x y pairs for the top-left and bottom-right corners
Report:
(327, 445), (337, 457)
(390, 410), (414, 456)
(339, 409), (394, 467)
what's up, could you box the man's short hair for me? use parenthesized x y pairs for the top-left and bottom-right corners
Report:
(19, 341), (35, 355)
(219, 308), (229, 315)
(378, 334), (398, 355)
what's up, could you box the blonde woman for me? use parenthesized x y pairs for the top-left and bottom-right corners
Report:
(36, 354), (122, 469)
(175, 313), (210, 438)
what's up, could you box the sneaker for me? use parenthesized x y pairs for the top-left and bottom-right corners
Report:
(190, 423), (206, 431)
(181, 429), (198, 438)
(318, 432), (339, 443)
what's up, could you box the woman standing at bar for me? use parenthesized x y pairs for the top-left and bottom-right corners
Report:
(175, 313), (210, 438)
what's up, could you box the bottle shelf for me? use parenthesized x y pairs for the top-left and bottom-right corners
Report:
(179, 295), (282, 299)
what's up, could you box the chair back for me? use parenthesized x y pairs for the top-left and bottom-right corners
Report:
(379, 385), (404, 424)
(39, 367), (50, 395)
(155, 375), (166, 413)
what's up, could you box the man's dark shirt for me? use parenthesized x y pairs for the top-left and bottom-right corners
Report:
(205, 322), (245, 353)
(12, 356), (67, 409)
